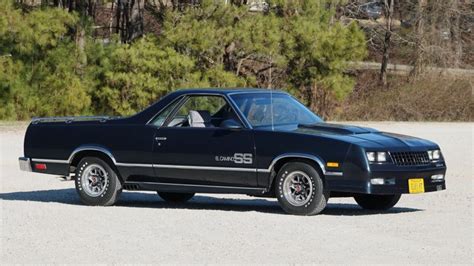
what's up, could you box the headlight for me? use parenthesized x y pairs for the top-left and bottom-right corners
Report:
(366, 152), (376, 162)
(377, 152), (387, 162)
(427, 149), (441, 161)
(366, 152), (387, 163)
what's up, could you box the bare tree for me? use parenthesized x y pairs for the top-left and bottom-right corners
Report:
(380, 0), (394, 86)
(410, 0), (427, 79)
(409, 0), (471, 79)
(115, 0), (145, 43)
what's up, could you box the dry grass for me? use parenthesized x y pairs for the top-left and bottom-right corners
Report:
(334, 72), (473, 121)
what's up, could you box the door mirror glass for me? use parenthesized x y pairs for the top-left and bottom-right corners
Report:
(220, 119), (242, 130)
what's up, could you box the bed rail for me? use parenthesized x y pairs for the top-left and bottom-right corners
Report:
(31, 116), (119, 124)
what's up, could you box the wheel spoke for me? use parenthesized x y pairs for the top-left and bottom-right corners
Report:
(81, 164), (109, 197)
(282, 170), (314, 207)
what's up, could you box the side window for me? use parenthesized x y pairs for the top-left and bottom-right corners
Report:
(150, 98), (183, 127)
(176, 96), (226, 117)
(166, 95), (241, 128)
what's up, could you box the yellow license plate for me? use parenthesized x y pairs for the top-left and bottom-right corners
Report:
(408, 178), (425, 194)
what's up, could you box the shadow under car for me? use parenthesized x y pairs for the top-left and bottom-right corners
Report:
(0, 189), (423, 216)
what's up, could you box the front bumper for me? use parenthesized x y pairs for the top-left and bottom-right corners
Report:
(19, 157), (32, 172)
(327, 164), (447, 195)
(366, 168), (446, 194)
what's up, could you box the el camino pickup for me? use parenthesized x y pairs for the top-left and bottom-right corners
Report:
(19, 89), (446, 215)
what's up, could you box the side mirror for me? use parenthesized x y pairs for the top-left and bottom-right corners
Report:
(220, 119), (243, 130)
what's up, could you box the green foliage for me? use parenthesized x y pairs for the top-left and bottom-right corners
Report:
(283, 8), (367, 117)
(37, 43), (91, 116)
(200, 65), (250, 88)
(0, 56), (24, 119)
(0, 1), (88, 119)
(234, 11), (285, 65)
(160, 1), (366, 117)
(0, 1), (77, 58)
(0, 0), (367, 120)
(160, 2), (240, 67)
(95, 37), (197, 115)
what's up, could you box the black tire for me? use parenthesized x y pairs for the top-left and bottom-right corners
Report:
(158, 192), (195, 203)
(354, 194), (401, 210)
(75, 157), (122, 206)
(275, 162), (329, 216)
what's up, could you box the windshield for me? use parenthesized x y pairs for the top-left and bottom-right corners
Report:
(230, 92), (323, 128)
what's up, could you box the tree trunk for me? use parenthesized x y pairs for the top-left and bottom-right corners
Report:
(268, 57), (273, 89)
(116, 0), (123, 35)
(450, 0), (462, 68)
(380, 0), (394, 87)
(115, 0), (145, 43)
(410, 0), (427, 80)
(126, 0), (144, 42)
(75, 26), (87, 74)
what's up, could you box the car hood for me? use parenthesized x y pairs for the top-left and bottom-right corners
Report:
(293, 123), (438, 150)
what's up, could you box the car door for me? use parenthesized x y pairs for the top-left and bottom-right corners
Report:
(150, 94), (257, 187)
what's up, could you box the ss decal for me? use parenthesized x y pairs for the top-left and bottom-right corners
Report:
(233, 153), (253, 164)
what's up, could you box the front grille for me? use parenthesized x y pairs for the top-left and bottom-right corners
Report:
(390, 151), (430, 166)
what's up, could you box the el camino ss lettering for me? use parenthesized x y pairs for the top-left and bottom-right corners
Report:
(215, 153), (253, 164)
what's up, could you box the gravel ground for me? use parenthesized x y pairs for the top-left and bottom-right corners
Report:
(1, 122), (472, 264)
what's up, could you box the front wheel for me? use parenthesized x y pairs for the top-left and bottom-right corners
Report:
(275, 162), (329, 216)
(158, 192), (195, 203)
(75, 157), (122, 206)
(354, 194), (401, 210)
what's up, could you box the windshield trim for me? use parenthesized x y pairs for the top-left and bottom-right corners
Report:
(226, 91), (287, 96)
(226, 94), (254, 129)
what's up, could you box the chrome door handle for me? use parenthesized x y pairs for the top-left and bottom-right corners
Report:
(155, 137), (167, 141)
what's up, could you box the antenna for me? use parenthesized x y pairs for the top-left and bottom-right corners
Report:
(269, 56), (274, 131)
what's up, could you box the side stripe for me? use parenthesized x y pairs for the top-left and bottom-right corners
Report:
(30, 159), (343, 176)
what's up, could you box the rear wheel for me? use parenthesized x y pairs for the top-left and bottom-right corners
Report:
(275, 162), (329, 216)
(158, 192), (195, 203)
(354, 194), (401, 210)
(75, 157), (122, 206)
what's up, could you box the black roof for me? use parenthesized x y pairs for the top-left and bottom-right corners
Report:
(170, 88), (286, 96)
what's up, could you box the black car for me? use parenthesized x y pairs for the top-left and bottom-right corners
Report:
(19, 89), (446, 215)
(346, 1), (383, 20)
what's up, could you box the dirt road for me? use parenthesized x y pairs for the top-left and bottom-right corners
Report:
(1, 122), (472, 264)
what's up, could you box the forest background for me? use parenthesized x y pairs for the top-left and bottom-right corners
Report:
(0, 0), (472, 121)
